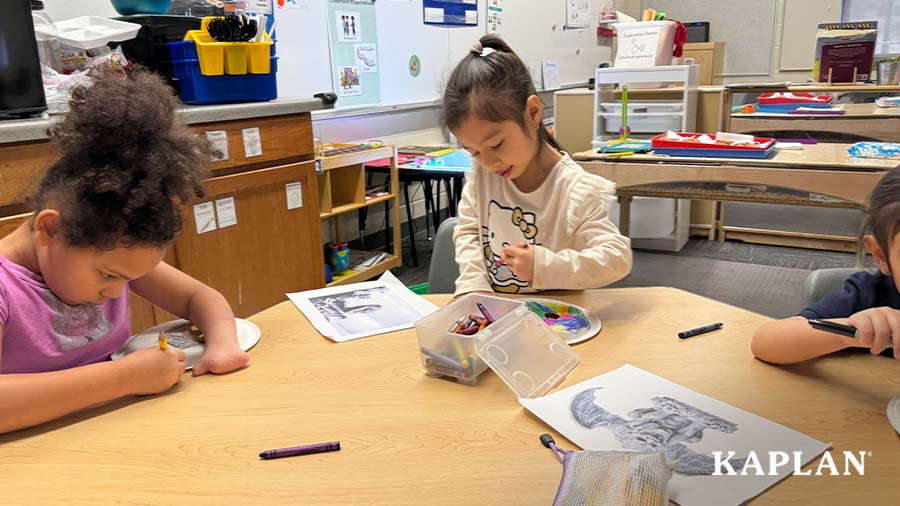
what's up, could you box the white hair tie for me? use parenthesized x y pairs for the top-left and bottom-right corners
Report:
(480, 47), (497, 57)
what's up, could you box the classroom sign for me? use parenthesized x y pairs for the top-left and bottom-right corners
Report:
(613, 24), (662, 68)
(327, 0), (380, 106)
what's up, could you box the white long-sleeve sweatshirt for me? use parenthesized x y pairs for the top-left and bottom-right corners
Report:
(453, 153), (632, 295)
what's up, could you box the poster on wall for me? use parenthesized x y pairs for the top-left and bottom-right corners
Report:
(423, 0), (478, 27)
(335, 10), (363, 42)
(566, 0), (590, 29)
(486, 0), (503, 34)
(337, 66), (362, 96)
(354, 43), (378, 73)
(327, 0), (380, 106)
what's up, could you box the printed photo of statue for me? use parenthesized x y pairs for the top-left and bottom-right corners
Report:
(570, 388), (749, 476)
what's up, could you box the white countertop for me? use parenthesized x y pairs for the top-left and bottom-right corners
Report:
(0, 97), (331, 144)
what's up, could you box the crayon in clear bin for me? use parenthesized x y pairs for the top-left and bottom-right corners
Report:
(414, 293), (525, 385)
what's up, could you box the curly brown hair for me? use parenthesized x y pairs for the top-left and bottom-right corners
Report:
(30, 71), (206, 249)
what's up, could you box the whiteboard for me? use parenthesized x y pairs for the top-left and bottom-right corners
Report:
(494, 0), (613, 88)
(377, 0), (486, 106)
(275, 1), (334, 101)
(642, 0), (776, 77)
(276, 0), (611, 107)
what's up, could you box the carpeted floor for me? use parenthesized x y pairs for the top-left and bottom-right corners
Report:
(676, 239), (862, 270)
(610, 250), (812, 318)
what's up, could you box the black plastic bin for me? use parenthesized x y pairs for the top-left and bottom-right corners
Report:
(110, 15), (202, 89)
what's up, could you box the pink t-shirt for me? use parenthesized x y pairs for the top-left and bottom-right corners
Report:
(0, 255), (131, 374)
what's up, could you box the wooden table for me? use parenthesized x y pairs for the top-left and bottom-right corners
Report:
(3, 289), (899, 505)
(731, 103), (900, 143)
(574, 144), (899, 251)
(720, 84), (900, 133)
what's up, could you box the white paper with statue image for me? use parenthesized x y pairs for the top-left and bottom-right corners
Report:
(287, 271), (438, 342)
(519, 365), (830, 506)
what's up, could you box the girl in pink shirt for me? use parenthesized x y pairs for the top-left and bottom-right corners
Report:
(0, 72), (249, 433)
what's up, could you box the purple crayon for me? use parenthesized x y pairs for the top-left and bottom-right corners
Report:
(259, 441), (341, 460)
(476, 302), (495, 323)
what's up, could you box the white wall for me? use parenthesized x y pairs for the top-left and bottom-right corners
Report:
(41, 0), (119, 21)
(619, 0), (842, 84)
(772, 0), (842, 83)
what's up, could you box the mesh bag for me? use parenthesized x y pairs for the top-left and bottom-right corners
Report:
(541, 434), (673, 506)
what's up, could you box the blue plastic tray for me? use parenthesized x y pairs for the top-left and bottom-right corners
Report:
(653, 145), (776, 159)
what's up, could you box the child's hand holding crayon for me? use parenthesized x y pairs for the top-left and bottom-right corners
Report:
(500, 241), (535, 282)
(120, 346), (187, 395)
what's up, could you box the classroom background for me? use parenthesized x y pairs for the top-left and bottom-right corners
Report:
(3, 0), (900, 504)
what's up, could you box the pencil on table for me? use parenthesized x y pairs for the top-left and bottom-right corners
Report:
(158, 331), (168, 350)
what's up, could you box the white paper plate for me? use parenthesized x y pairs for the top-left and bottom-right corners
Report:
(888, 395), (900, 435)
(111, 319), (260, 370)
(520, 298), (602, 345)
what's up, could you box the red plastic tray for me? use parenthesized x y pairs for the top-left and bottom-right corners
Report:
(650, 132), (775, 151)
(757, 92), (832, 105)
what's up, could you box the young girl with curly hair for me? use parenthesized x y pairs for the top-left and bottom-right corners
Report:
(0, 72), (249, 433)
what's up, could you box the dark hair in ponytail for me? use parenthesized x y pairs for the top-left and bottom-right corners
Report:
(442, 34), (563, 152)
(29, 71), (206, 250)
(858, 167), (900, 270)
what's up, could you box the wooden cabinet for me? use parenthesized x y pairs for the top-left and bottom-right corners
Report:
(174, 160), (324, 317)
(187, 114), (314, 174)
(318, 145), (401, 286)
(677, 42), (724, 86)
(0, 110), (325, 329)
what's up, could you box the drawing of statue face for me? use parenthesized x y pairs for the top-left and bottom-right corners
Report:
(570, 388), (748, 476)
(631, 425), (672, 447)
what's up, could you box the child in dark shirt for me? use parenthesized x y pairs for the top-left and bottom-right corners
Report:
(752, 168), (900, 363)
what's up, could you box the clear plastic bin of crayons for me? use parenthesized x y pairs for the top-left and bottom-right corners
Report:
(414, 293), (523, 385)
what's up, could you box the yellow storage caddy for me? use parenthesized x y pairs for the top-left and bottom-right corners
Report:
(184, 17), (274, 76)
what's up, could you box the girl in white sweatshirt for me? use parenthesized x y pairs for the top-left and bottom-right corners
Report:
(444, 35), (632, 295)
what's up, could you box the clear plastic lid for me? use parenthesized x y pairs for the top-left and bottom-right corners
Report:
(475, 307), (580, 398)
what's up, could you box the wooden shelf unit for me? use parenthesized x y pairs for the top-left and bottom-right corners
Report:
(319, 144), (402, 285)
(320, 194), (395, 219)
(328, 254), (402, 287)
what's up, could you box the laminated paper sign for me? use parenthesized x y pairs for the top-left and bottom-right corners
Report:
(614, 25), (662, 68)
(814, 21), (878, 83)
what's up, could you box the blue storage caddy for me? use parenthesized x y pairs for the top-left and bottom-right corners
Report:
(168, 40), (278, 105)
(653, 146), (776, 159)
